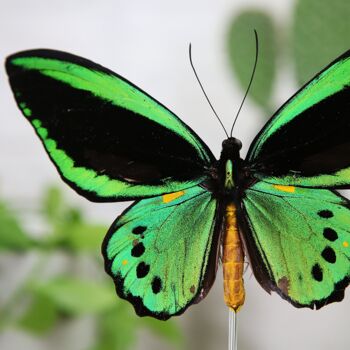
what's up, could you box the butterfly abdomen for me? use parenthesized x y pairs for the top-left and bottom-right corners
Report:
(223, 203), (245, 311)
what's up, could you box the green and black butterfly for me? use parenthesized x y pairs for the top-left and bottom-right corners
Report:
(5, 46), (350, 320)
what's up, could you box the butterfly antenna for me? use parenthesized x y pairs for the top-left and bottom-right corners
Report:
(189, 44), (229, 139)
(230, 29), (259, 137)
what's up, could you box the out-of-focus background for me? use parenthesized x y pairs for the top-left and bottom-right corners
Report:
(1, 0), (350, 349)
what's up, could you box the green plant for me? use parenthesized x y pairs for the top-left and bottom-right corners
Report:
(0, 187), (183, 349)
(227, 10), (277, 114)
(227, 0), (350, 114)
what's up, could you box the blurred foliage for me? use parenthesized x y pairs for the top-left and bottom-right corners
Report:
(0, 187), (183, 349)
(227, 0), (350, 115)
(227, 10), (277, 114)
(0, 202), (34, 250)
(292, 0), (350, 85)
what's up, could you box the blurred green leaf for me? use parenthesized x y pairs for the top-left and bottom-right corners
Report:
(18, 294), (58, 335)
(293, 0), (350, 85)
(62, 223), (107, 252)
(42, 186), (82, 227)
(42, 186), (64, 223)
(93, 301), (183, 350)
(227, 10), (277, 112)
(92, 302), (137, 350)
(34, 277), (117, 315)
(1, 185), (184, 347)
(142, 317), (183, 345)
(0, 201), (33, 250)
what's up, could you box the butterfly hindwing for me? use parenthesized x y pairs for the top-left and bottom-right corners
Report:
(246, 50), (350, 188)
(5, 50), (214, 201)
(102, 185), (222, 320)
(241, 181), (350, 309)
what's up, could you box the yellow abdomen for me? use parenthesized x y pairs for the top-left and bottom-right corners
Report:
(222, 203), (245, 311)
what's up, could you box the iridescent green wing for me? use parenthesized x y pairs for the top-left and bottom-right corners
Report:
(241, 181), (350, 308)
(5, 50), (214, 201)
(103, 185), (222, 319)
(246, 50), (350, 188)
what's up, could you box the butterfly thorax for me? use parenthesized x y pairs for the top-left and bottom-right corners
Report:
(219, 137), (246, 311)
(219, 137), (243, 196)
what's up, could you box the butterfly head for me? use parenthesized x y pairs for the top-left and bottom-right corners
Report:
(219, 137), (242, 175)
(221, 137), (242, 157)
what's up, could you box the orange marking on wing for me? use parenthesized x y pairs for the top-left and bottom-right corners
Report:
(122, 259), (128, 265)
(273, 184), (296, 193)
(343, 241), (349, 248)
(162, 190), (185, 203)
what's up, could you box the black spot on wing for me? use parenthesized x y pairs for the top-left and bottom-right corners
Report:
(133, 226), (147, 235)
(323, 227), (338, 241)
(136, 262), (150, 278)
(312, 263), (323, 282)
(318, 210), (333, 218)
(151, 277), (162, 294)
(131, 242), (145, 257)
(321, 247), (336, 263)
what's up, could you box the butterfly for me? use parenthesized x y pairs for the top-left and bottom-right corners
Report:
(5, 46), (350, 321)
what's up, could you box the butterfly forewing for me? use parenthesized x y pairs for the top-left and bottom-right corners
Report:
(5, 49), (215, 202)
(246, 50), (350, 188)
